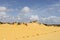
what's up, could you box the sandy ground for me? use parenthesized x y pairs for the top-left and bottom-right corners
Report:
(0, 22), (60, 40)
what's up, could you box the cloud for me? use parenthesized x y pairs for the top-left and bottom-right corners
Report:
(0, 6), (22, 22)
(21, 6), (32, 13)
(57, 9), (60, 13)
(0, 7), (7, 12)
(0, 7), (7, 17)
(17, 17), (21, 20)
(30, 15), (39, 21)
(0, 3), (60, 23)
(15, 16), (21, 22)
(53, 3), (60, 6)
(34, 3), (60, 18)
(41, 16), (60, 24)
(0, 12), (6, 16)
(7, 8), (14, 12)
(0, 6), (9, 22)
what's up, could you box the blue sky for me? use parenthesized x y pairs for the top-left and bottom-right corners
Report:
(0, 0), (60, 24)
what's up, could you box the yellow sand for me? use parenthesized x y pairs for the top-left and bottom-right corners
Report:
(0, 22), (60, 40)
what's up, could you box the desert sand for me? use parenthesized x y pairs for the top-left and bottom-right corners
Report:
(0, 22), (60, 40)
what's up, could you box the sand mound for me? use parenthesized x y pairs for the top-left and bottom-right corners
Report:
(0, 22), (60, 40)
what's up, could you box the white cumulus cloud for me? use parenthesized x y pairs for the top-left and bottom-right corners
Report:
(30, 15), (39, 21)
(0, 6), (8, 22)
(0, 7), (7, 12)
(0, 7), (7, 17)
(21, 6), (32, 13)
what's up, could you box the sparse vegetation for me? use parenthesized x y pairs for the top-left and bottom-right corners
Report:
(23, 22), (28, 26)
(0, 21), (60, 27)
(17, 22), (21, 25)
(0, 22), (3, 24)
(43, 23), (60, 27)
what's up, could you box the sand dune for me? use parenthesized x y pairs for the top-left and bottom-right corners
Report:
(0, 22), (60, 40)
